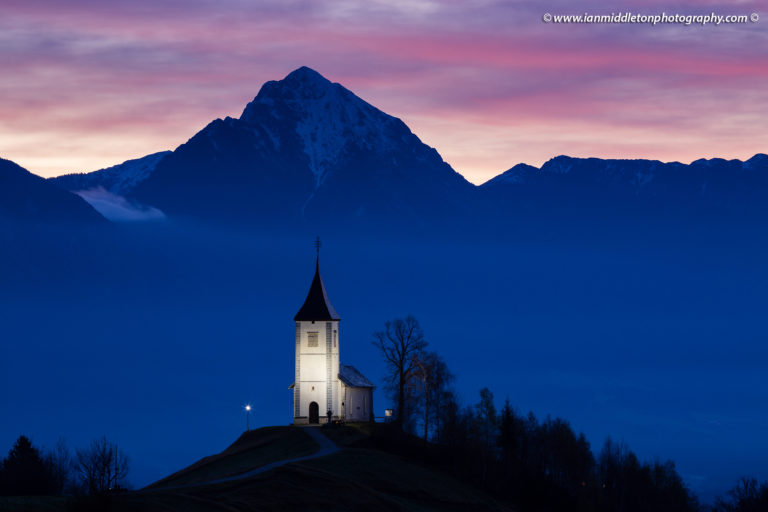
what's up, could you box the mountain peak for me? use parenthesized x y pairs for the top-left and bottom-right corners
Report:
(239, 66), (409, 189)
(129, 67), (472, 224)
(744, 153), (768, 169)
(270, 66), (336, 101)
(243, 67), (338, 114)
(284, 66), (331, 86)
(480, 163), (539, 187)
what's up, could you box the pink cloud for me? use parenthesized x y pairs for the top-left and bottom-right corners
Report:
(0, 0), (765, 181)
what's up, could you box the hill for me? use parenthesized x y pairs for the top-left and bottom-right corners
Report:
(19, 425), (505, 512)
(146, 426), (318, 489)
(0, 157), (105, 224)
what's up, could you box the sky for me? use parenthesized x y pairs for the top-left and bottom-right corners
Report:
(1, 0), (766, 184)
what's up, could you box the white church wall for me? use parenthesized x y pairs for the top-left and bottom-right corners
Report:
(300, 354), (326, 381)
(343, 385), (372, 422)
(330, 325), (340, 417)
(295, 319), (340, 422)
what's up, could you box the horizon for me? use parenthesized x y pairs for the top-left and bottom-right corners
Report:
(1, 1), (765, 184)
(29, 62), (768, 185)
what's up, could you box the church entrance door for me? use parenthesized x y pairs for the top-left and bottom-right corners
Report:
(309, 401), (319, 424)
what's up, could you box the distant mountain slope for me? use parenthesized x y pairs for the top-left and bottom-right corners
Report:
(50, 151), (171, 195)
(130, 67), (475, 225)
(480, 154), (768, 219)
(0, 157), (105, 223)
(481, 163), (539, 187)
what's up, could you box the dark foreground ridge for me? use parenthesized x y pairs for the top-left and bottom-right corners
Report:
(2, 421), (766, 510)
(61, 424), (506, 511)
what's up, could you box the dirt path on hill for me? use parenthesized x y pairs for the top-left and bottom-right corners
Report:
(146, 427), (339, 491)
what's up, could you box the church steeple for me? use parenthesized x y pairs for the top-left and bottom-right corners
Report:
(291, 236), (372, 425)
(294, 238), (340, 321)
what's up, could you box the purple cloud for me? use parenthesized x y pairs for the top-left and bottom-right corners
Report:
(0, 0), (765, 182)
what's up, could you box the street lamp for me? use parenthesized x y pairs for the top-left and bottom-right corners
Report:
(245, 404), (252, 432)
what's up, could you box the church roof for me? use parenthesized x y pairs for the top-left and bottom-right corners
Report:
(339, 364), (374, 388)
(294, 258), (340, 322)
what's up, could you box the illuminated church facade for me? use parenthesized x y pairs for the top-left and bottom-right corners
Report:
(290, 252), (374, 424)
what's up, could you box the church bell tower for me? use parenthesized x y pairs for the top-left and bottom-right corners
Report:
(292, 238), (340, 424)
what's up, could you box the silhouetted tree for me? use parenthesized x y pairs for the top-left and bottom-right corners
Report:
(373, 315), (427, 430)
(470, 388), (498, 486)
(424, 388), (699, 512)
(412, 350), (454, 441)
(539, 416), (593, 493)
(475, 387), (498, 447)
(598, 437), (633, 510)
(597, 437), (697, 512)
(498, 399), (524, 476)
(44, 437), (71, 494)
(649, 460), (698, 512)
(713, 477), (768, 512)
(436, 389), (462, 449)
(0, 435), (56, 496)
(74, 437), (129, 495)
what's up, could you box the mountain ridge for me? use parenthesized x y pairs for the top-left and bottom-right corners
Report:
(118, 66), (474, 225)
(39, 66), (767, 225)
(51, 151), (171, 195)
(478, 153), (768, 221)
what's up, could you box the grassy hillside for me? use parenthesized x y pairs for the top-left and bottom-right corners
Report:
(0, 496), (69, 512)
(1, 425), (507, 511)
(147, 426), (318, 488)
(119, 424), (507, 511)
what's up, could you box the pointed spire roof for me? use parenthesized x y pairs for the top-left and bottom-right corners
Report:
(294, 257), (340, 322)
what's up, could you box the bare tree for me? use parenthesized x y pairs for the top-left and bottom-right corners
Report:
(44, 437), (71, 494)
(74, 437), (129, 495)
(412, 350), (454, 441)
(372, 315), (427, 430)
(713, 477), (768, 512)
(475, 387), (498, 447)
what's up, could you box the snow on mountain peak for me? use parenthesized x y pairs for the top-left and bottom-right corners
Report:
(51, 151), (170, 195)
(240, 67), (402, 188)
(282, 66), (333, 95)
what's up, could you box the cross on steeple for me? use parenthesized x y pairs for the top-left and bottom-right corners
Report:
(295, 235), (339, 322)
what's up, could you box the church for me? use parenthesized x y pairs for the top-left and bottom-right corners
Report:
(290, 249), (374, 424)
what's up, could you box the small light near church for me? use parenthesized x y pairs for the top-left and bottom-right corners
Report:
(385, 409), (393, 417)
(244, 404), (252, 432)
